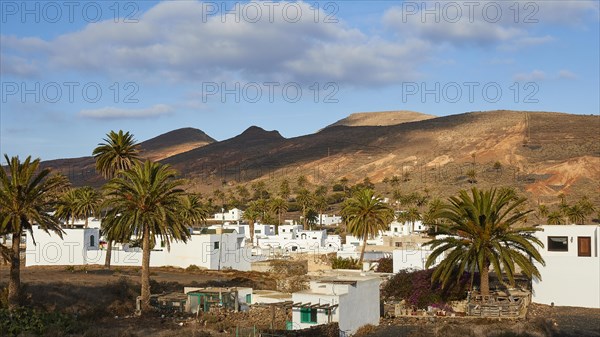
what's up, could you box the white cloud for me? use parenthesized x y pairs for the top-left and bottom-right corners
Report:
(558, 70), (577, 80)
(0, 1), (429, 87)
(0, 54), (39, 77)
(79, 104), (173, 120)
(513, 70), (546, 81)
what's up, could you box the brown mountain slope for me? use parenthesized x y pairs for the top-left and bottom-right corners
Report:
(163, 111), (599, 202)
(41, 128), (215, 184)
(325, 110), (435, 128)
(140, 127), (215, 161)
(39, 111), (599, 204)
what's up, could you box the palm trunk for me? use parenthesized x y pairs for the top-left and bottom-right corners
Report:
(140, 225), (151, 312)
(480, 265), (490, 296)
(277, 211), (281, 235)
(85, 217), (88, 228)
(302, 206), (307, 230)
(250, 221), (255, 246)
(358, 235), (368, 266)
(104, 240), (113, 269)
(8, 231), (21, 309)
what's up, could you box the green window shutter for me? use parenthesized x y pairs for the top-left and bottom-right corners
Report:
(300, 308), (310, 323)
(245, 294), (251, 303)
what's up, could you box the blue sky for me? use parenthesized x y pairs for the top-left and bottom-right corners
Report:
(1, 0), (598, 160)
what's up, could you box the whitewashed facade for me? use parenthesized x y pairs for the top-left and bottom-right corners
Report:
(212, 208), (244, 222)
(25, 226), (260, 271)
(291, 272), (381, 335)
(532, 225), (600, 308)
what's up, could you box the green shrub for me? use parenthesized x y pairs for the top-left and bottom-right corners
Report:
(330, 257), (360, 270)
(0, 307), (78, 336)
(186, 264), (201, 272)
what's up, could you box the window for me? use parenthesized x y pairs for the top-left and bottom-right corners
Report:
(547, 236), (568, 252)
(214, 241), (220, 249)
(245, 294), (252, 303)
(89, 235), (95, 247)
(255, 230), (261, 233)
(300, 308), (317, 323)
(578, 237), (592, 257)
(395, 242), (402, 247)
(394, 228), (398, 232)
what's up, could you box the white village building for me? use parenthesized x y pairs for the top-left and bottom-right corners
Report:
(317, 214), (343, 226)
(532, 225), (600, 308)
(212, 208), (244, 222)
(256, 224), (342, 253)
(291, 271), (381, 335)
(25, 225), (260, 271)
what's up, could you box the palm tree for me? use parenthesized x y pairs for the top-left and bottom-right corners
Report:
(546, 211), (564, 225)
(180, 194), (209, 227)
(313, 194), (328, 227)
(566, 204), (586, 225)
(279, 179), (291, 200)
(93, 130), (141, 179)
(536, 204), (549, 223)
(577, 196), (596, 223)
(243, 204), (260, 245)
(93, 130), (140, 268)
(270, 197), (288, 234)
(424, 187), (545, 296)
(55, 188), (79, 227)
(341, 188), (394, 266)
(405, 207), (421, 233)
(296, 188), (314, 230)
(0, 155), (68, 309)
(73, 186), (102, 228)
(102, 160), (191, 312)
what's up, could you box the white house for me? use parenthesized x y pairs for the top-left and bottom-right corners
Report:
(317, 214), (343, 226)
(25, 226), (260, 271)
(212, 208), (244, 222)
(257, 225), (342, 253)
(291, 272), (381, 335)
(532, 225), (600, 308)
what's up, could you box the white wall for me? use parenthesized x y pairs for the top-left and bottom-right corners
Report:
(25, 226), (260, 271)
(532, 225), (600, 308)
(292, 277), (380, 335)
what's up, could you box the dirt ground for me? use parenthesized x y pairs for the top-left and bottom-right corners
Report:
(1, 265), (599, 337)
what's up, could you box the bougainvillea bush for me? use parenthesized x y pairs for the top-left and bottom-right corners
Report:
(382, 268), (471, 309)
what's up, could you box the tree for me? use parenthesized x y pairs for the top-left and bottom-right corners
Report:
(93, 130), (140, 268)
(180, 194), (209, 227)
(566, 204), (586, 225)
(296, 175), (308, 190)
(92, 130), (141, 179)
(0, 155), (68, 309)
(405, 207), (421, 233)
(547, 211), (564, 225)
(270, 197), (288, 234)
(279, 179), (291, 200)
(341, 188), (394, 266)
(314, 195), (328, 227)
(243, 203), (260, 245)
(73, 186), (102, 228)
(102, 161), (191, 312)
(236, 185), (250, 204)
(536, 204), (549, 222)
(55, 188), (79, 227)
(424, 187), (545, 296)
(577, 196), (596, 224)
(466, 169), (477, 184)
(296, 188), (314, 230)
